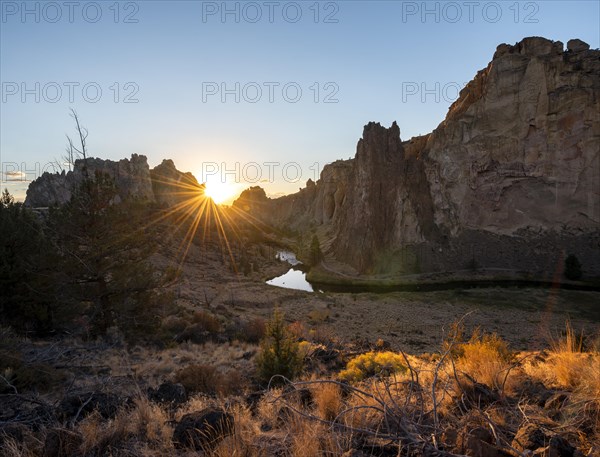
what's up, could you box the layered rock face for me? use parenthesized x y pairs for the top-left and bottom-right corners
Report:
(235, 37), (600, 276)
(25, 155), (201, 208)
(25, 154), (154, 207)
(425, 37), (599, 235)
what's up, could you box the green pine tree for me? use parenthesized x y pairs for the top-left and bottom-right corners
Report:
(564, 254), (582, 281)
(48, 172), (168, 342)
(309, 234), (323, 266)
(0, 190), (60, 334)
(256, 308), (302, 386)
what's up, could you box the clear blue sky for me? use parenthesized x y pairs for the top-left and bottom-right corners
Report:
(1, 0), (599, 201)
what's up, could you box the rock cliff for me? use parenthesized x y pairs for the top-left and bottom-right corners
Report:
(234, 37), (600, 276)
(150, 159), (204, 207)
(25, 154), (154, 207)
(25, 155), (202, 208)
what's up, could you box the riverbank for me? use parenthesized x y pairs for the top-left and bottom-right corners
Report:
(306, 263), (600, 293)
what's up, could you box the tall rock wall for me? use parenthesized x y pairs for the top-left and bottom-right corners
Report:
(423, 37), (599, 235)
(25, 154), (154, 207)
(25, 155), (203, 208)
(234, 37), (600, 277)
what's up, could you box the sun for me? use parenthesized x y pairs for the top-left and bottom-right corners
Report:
(203, 177), (237, 205)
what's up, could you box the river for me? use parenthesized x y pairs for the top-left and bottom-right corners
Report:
(266, 251), (315, 292)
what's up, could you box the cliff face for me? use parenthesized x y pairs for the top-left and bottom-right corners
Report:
(150, 159), (204, 207)
(424, 37), (599, 236)
(234, 37), (600, 276)
(25, 154), (154, 207)
(25, 155), (201, 208)
(331, 122), (441, 270)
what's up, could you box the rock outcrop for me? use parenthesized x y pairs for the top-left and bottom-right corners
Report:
(234, 37), (600, 277)
(150, 159), (204, 207)
(25, 154), (154, 207)
(25, 155), (203, 208)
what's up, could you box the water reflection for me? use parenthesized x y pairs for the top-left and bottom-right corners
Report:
(266, 250), (314, 292)
(266, 268), (314, 292)
(275, 251), (301, 266)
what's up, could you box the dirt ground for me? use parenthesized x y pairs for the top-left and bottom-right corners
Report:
(171, 242), (600, 354)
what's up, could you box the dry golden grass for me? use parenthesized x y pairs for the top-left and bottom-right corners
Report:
(129, 397), (172, 446)
(256, 387), (285, 430)
(73, 396), (175, 456)
(211, 404), (261, 457)
(453, 330), (515, 390)
(289, 415), (325, 457)
(4, 319), (600, 457)
(175, 394), (211, 420)
(543, 323), (591, 389)
(311, 382), (343, 421)
(128, 340), (256, 389)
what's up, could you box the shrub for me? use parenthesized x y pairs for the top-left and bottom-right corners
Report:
(175, 364), (221, 395)
(174, 364), (246, 397)
(548, 323), (589, 388)
(454, 330), (514, 390)
(564, 254), (582, 280)
(308, 234), (323, 266)
(339, 351), (407, 382)
(255, 309), (303, 385)
(312, 383), (343, 421)
(226, 317), (266, 343)
(288, 321), (307, 340)
(307, 309), (330, 323)
(192, 311), (221, 333)
(239, 317), (266, 344)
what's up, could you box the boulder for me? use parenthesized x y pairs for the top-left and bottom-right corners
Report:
(58, 392), (125, 422)
(512, 424), (549, 452)
(148, 382), (187, 406)
(173, 408), (234, 450)
(567, 39), (590, 53)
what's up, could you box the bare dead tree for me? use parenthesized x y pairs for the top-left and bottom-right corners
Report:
(62, 109), (89, 173)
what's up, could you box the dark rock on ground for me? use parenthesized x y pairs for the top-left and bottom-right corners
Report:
(544, 392), (570, 418)
(455, 382), (500, 411)
(515, 380), (554, 407)
(244, 391), (264, 413)
(512, 424), (580, 456)
(58, 392), (126, 422)
(148, 382), (187, 406)
(42, 428), (83, 457)
(455, 426), (515, 457)
(512, 424), (549, 452)
(0, 394), (55, 428)
(342, 450), (368, 457)
(355, 438), (399, 457)
(173, 408), (234, 450)
(282, 385), (313, 408)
